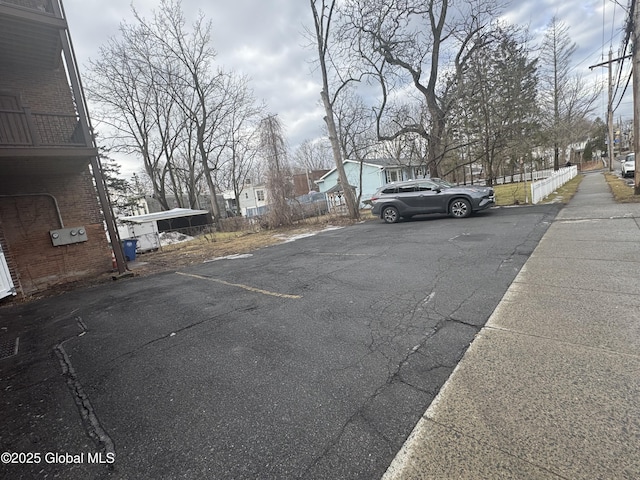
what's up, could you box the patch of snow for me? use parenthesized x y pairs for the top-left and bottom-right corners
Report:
(204, 253), (254, 263)
(277, 232), (318, 243)
(159, 231), (194, 246)
(276, 225), (345, 243)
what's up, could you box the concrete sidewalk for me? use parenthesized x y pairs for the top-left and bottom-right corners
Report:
(383, 172), (640, 479)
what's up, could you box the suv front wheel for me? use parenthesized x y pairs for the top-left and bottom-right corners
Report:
(449, 198), (471, 218)
(382, 206), (400, 223)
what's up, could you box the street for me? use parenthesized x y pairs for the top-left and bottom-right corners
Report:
(0, 204), (560, 479)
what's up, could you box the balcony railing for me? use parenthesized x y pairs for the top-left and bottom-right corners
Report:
(0, 108), (88, 147)
(1, 0), (55, 15)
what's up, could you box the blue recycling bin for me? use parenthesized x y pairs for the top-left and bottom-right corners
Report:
(122, 239), (138, 261)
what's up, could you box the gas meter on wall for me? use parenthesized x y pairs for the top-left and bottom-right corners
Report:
(49, 227), (88, 246)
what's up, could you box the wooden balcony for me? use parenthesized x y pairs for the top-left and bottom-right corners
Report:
(0, 107), (97, 174)
(0, 0), (66, 70)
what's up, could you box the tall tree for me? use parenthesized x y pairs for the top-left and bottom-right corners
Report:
(539, 17), (599, 169)
(217, 92), (264, 217)
(87, 25), (173, 210)
(135, 0), (229, 220)
(259, 115), (294, 228)
(87, 0), (261, 220)
(100, 153), (134, 217)
(333, 88), (378, 206)
(309, 0), (361, 219)
(344, 0), (499, 178)
(459, 26), (539, 185)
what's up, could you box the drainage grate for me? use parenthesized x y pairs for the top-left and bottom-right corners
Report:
(0, 337), (19, 360)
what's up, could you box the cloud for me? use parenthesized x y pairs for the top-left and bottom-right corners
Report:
(62, 0), (632, 178)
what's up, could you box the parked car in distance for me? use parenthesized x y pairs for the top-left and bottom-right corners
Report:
(370, 179), (495, 223)
(621, 153), (635, 178)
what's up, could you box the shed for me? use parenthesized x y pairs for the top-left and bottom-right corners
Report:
(118, 208), (210, 252)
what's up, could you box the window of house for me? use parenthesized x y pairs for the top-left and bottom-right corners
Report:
(256, 190), (265, 202)
(385, 169), (401, 183)
(414, 167), (426, 178)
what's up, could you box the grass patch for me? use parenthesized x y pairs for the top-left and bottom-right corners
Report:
(136, 214), (362, 274)
(539, 175), (583, 204)
(493, 182), (529, 206)
(604, 173), (640, 203)
(493, 175), (583, 206)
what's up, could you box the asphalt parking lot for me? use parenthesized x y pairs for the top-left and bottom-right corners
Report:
(0, 204), (561, 479)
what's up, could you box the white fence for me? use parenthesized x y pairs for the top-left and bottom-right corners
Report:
(530, 166), (578, 204)
(493, 168), (556, 185)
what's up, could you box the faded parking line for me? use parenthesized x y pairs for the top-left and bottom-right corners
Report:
(176, 272), (302, 299)
(313, 252), (370, 256)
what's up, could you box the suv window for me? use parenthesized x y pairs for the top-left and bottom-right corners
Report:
(417, 182), (438, 191)
(382, 187), (397, 194)
(398, 185), (416, 193)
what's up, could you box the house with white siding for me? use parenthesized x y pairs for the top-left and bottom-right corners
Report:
(315, 159), (430, 206)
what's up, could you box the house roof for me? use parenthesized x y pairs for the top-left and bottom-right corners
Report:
(119, 208), (209, 224)
(316, 158), (423, 183)
(324, 183), (357, 194)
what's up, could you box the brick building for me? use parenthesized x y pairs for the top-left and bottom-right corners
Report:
(0, 0), (125, 299)
(292, 170), (330, 196)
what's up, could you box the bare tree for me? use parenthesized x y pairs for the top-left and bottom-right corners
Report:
(216, 90), (264, 216)
(292, 138), (333, 173)
(174, 117), (206, 209)
(88, 0), (262, 220)
(135, 0), (230, 220)
(333, 88), (378, 205)
(259, 115), (294, 228)
(539, 17), (600, 169)
(343, 0), (499, 178)
(309, 0), (361, 219)
(86, 25), (174, 210)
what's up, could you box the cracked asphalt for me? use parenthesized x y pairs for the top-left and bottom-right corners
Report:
(0, 204), (560, 479)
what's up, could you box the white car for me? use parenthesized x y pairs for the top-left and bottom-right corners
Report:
(621, 153), (635, 178)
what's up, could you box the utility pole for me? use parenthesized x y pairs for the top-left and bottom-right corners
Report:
(608, 50), (615, 172)
(633, 0), (640, 193)
(590, 51), (632, 172)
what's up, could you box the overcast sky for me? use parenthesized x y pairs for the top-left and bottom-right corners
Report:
(62, 0), (631, 178)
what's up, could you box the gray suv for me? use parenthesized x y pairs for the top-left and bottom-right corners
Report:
(370, 179), (495, 223)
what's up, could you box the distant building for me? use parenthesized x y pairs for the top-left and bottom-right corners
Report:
(315, 159), (431, 206)
(238, 182), (269, 218)
(292, 170), (330, 196)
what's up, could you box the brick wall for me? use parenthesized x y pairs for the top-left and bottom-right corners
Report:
(0, 9), (114, 297)
(0, 168), (113, 296)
